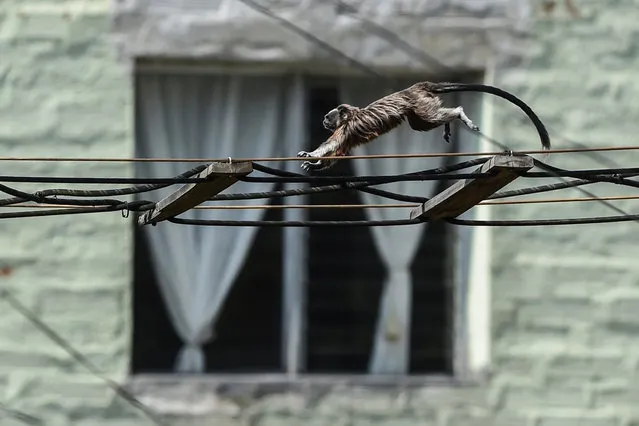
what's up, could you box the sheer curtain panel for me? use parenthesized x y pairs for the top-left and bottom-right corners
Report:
(135, 73), (302, 372)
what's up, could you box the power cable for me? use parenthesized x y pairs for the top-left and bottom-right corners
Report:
(234, 0), (395, 86)
(448, 214), (639, 227)
(0, 145), (635, 163)
(0, 290), (169, 426)
(169, 213), (639, 227)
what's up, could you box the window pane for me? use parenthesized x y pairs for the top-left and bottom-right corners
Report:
(410, 203), (453, 374)
(131, 226), (183, 373)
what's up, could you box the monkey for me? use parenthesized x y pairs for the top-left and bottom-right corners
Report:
(296, 81), (551, 172)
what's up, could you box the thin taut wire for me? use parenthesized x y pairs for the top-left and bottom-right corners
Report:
(5, 194), (639, 211)
(0, 145), (637, 163)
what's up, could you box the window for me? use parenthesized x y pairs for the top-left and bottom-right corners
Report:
(131, 72), (475, 377)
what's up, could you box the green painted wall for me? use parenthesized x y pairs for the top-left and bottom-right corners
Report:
(0, 0), (137, 424)
(1, 0), (639, 425)
(487, 0), (639, 425)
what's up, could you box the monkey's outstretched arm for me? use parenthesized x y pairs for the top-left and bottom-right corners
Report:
(297, 127), (349, 172)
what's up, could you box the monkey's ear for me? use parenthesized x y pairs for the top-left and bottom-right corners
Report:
(337, 105), (351, 120)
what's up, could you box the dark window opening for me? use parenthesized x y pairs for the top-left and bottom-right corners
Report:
(131, 226), (183, 373)
(410, 183), (454, 374)
(203, 199), (283, 373)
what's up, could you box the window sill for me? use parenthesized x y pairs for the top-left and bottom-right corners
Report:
(126, 372), (489, 416)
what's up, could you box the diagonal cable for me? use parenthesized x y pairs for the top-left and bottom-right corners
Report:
(0, 290), (169, 426)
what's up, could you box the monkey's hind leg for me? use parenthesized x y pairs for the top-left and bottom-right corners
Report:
(443, 123), (452, 143)
(450, 106), (480, 132)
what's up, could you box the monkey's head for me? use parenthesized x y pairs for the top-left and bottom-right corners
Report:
(323, 104), (359, 132)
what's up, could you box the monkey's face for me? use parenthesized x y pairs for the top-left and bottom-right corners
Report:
(323, 104), (357, 131)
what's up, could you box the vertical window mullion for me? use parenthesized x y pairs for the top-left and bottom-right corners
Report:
(281, 74), (308, 377)
(281, 210), (308, 376)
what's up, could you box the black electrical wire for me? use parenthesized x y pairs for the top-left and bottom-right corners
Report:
(234, 0), (396, 86)
(524, 169), (639, 180)
(0, 166), (208, 208)
(240, 171), (495, 184)
(0, 183), (125, 207)
(333, 0), (460, 76)
(213, 175), (627, 204)
(533, 159), (639, 188)
(489, 179), (595, 199)
(0, 175), (207, 185)
(246, 158), (496, 185)
(169, 213), (639, 227)
(0, 183), (147, 207)
(448, 214), (639, 226)
(211, 181), (426, 203)
(251, 158), (490, 176)
(0, 206), (121, 219)
(169, 217), (423, 227)
(239, 169), (639, 184)
(3, 165), (207, 201)
(0, 201), (155, 220)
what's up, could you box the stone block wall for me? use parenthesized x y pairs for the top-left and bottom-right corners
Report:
(0, 0), (137, 424)
(488, 0), (639, 425)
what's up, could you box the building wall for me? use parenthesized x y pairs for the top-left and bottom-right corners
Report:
(1, 0), (639, 425)
(487, 0), (639, 425)
(0, 0), (137, 424)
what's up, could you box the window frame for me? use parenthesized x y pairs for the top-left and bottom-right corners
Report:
(129, 64), (492, 392)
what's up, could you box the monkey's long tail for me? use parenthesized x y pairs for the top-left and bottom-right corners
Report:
(430, 83), (551, 150)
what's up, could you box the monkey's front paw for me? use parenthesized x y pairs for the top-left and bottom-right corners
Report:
(297, 151), (312, 158)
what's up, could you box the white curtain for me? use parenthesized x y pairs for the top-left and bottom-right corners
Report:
(339, 78), (452, 374)
(135, 73), (302, 372)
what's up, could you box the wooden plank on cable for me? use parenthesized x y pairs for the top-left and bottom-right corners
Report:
(409, 154), (534, 220)
(138, 161), (253, 225)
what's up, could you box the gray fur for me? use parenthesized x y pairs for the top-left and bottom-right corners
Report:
(297, 82), (480, 172)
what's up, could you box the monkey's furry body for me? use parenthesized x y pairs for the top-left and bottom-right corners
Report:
(297, 81), (551, 171)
